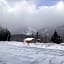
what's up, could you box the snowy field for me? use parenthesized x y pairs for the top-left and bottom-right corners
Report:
(0, 41), (64, 64)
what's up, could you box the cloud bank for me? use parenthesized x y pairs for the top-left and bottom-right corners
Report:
(0, 0), (64, 34)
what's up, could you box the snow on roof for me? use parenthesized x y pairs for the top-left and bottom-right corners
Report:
(24, 38), (34, 41)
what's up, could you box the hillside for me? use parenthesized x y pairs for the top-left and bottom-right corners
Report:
(38, 25), (64, 38)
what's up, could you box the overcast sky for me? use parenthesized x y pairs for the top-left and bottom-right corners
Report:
(0, 0), (64, 34)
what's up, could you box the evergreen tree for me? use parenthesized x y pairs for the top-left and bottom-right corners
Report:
(36, 32), (39, 38)
(31, 33), (34, 38)
(35, 32), (42, 42)
(5, 29), (11, 41)
(0, 28), (11, 41)
(51, 30), (63, 44)
(35, 32), (39, 42)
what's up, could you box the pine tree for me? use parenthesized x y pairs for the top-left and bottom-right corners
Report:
(51, 30), (63, 44)
(0, 28), (11, 41)
(35, 32), (39, 42)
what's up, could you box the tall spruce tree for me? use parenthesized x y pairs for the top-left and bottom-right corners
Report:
(35, 32), (39, 42)
(0, 28), (11, 41)
(51, 30), (63, 44)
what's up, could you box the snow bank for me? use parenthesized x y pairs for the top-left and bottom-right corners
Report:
(4, 41), (64, 50)
(0, 41), (64, 64)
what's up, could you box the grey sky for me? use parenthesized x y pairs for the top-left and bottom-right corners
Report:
(0, 0), (64, 34)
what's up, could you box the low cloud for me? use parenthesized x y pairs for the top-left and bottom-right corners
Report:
(0, 0), (64, 34)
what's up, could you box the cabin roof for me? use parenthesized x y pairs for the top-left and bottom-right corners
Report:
(24, 38), (34, 41)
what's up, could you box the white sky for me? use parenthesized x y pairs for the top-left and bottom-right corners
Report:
(0, 0), (64, 34)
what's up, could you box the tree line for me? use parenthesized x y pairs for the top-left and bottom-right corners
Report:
(0, 26), (62, 44)
(0, 28), (11, 41)
(31, 30), (63, 44)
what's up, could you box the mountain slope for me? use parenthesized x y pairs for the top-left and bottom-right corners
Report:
(38, 25), (64, 37)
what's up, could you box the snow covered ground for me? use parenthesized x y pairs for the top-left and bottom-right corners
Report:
(0, 41), (64, 64)
(6, 41), (64, 50)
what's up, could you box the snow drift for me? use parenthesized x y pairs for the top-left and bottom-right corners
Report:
(0, 41), (64, 64)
